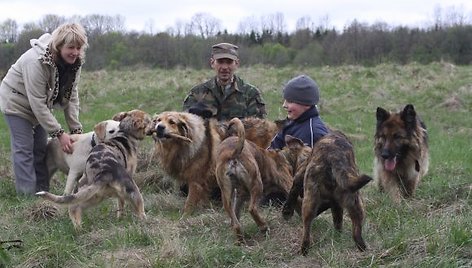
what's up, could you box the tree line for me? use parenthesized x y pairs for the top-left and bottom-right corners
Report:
(1, 7), (471, 75)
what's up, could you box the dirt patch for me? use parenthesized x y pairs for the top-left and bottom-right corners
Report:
(436, 94), (463, 111)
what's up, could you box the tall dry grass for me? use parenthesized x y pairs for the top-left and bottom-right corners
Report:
(0, 63), (471, 267)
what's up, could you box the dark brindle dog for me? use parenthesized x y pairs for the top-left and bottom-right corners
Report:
(282, 131), (372, 255)
(374, 104), (429, 202)
(215, 117), (311, 244)
(36, 109), (151, 230)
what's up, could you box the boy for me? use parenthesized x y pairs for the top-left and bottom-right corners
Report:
(270, 75), (328, 149)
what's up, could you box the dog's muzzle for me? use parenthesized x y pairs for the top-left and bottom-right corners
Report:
(381, 149), (394, 160)
(152, 123), (192, 143)
(156, 124), (167, 138)
(381, 149), (398, 171)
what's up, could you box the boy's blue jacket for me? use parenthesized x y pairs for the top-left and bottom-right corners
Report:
(270, 106), (328, 149)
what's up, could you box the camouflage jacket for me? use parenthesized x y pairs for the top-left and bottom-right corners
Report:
(183, 75), (266, 120)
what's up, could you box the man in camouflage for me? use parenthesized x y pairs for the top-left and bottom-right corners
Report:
(183, 42), (266, 120)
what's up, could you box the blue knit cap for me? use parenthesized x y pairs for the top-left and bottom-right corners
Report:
(283, 75), (320, 106)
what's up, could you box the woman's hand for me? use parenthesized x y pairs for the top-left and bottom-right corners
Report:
(58, 133), (74, 154)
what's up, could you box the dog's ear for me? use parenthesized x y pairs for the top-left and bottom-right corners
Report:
(188, 102), (214, 119)
(401, 104), (417, 133)
(177, 120), (190, 138)
(131, 112), (148, 130)
(274, 118), (287, 130)
(376, 107), (390, 129)
(94, 121), (108, 141)
(285, 135), (304, 149)
(112, 111), (128, 121)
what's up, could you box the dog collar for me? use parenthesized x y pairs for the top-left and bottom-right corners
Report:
(91, 133), (97, 147)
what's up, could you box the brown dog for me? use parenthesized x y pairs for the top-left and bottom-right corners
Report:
(282, 131), (372, 255)
(36, 109), (151, 230)
(217, 117), (284, 149)
(146, 111), (221, 215)
(374, 104), (429, 202)
(215, 117), (310, 243)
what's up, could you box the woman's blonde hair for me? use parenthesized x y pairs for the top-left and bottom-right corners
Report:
(50, 22), (88, 59)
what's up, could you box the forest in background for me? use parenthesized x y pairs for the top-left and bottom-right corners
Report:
(1, 6), (471, 74)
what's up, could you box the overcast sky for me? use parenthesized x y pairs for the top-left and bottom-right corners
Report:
(1, 0), (471, 33)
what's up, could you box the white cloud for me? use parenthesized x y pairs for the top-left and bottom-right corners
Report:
(0, 0), (471, 33)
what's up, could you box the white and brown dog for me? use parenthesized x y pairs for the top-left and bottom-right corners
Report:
(37, 109), (151, 230)
(46, 120), (121, 194)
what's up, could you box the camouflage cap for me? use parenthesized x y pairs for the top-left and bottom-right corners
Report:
(211, 42), (238, 60)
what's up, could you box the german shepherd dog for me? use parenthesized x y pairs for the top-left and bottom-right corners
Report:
(215, 117), (311, 244)
(36, 109), (151, 230)
(282, 131), (372, 255)
(374, 104), (429, 202)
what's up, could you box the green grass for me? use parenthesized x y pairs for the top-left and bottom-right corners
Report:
(0, 63), (471, 267)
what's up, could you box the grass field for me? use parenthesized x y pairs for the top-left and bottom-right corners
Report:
(0, 63), (471, 267)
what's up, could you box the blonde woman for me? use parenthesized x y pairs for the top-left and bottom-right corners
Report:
(0, 23), (88, 195)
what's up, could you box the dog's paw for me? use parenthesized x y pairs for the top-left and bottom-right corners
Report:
(137, 212), (147, 220)
(35, 191), (47, 196)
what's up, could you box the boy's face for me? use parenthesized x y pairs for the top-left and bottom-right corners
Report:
(210, 57), (239, 85)
(283, 100), (311, 120)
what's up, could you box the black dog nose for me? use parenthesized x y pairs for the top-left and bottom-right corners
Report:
(156, 124), (165, 137)
(381, 149), (393, 159)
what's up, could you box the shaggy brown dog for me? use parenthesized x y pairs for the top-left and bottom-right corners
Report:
(215, 117), (310, 244)
(374, 104), (429, 202)
(282, 131), (372, 255)
(146, 111), (222, 215)
(36, 109), (151, 230)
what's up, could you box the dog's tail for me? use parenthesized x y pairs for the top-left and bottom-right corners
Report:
(227, 117), (246, 158)
(347, 174), (373, 192)
(331, 166), (372, 192)
(36, 184), (103, 205)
